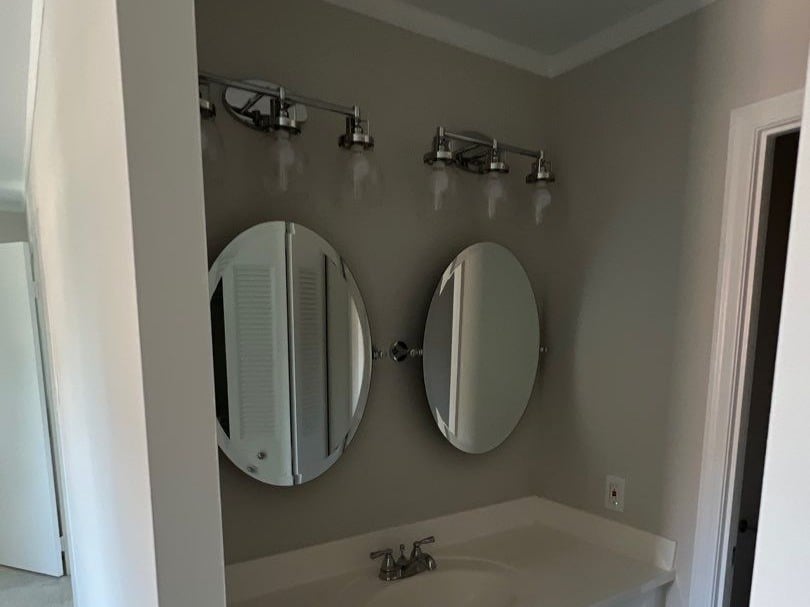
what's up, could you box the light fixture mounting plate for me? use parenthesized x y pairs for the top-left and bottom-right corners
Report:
(223, 79), (308, 132)
(453, 131), (506, 174)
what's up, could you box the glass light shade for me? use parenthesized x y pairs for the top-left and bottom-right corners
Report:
(483, 173), (507, 220)
(263, 130), (305, 195)
(531, 182), (552, 225)
(340, 145), (381, 204)
(427, 161), (456, 211)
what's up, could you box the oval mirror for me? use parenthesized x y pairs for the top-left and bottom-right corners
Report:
(208, 221), (372, 485)
(422, 243), (540, 453)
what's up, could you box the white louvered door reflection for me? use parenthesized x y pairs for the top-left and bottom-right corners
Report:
(287, 227), (329, 482)
(222, 223), (292, 484)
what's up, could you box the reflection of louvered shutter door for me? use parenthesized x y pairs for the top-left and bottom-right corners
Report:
(223, 223), (292, 483)
(326, 260), (351, 453)
(287, 229), (329, 481)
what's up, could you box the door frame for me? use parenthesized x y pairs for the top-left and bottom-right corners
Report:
(689, 89), (803, 607)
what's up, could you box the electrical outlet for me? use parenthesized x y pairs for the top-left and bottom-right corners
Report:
(605, 475), (625, 512)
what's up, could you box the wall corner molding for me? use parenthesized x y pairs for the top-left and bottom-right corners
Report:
(320, 0), (717, 78)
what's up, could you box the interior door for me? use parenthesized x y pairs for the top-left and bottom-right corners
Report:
(0, 242), (63, 576)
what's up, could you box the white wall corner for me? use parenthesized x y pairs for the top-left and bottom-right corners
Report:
(114, 0), (227, 604)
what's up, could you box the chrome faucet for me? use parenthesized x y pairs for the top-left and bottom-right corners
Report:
(370, 536), (437, 581)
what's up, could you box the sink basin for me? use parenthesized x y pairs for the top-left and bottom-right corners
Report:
(343, 558), (518, 607)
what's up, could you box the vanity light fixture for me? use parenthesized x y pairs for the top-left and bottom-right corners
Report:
(422, 127), (556, 221)
(198, 72), (374, 146)
(198, 71), (376, 195)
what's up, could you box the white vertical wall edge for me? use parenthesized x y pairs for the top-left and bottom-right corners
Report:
(689, 89), (803, 607)
(749, 49), (810, 607)
(22, 0), (44, 192)
(115, 0), (227, 605)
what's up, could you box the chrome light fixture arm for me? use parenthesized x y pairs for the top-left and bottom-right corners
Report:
(199, 71), (361, 119)
(424, 126), (555, 183)
(441, 129), (541, 159)
(198, 71), (374, 148)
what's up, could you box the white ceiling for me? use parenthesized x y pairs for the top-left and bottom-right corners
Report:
(0, 0), (40, 212)
(401, 0), (669, 54)
(323, 0), (715, 77)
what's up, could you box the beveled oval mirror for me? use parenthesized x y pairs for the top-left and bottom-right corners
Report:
(208, 221), (372, 485)
(422, 242), (540, 453)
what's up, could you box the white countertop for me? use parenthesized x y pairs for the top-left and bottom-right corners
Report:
(226, 497), (676, 607)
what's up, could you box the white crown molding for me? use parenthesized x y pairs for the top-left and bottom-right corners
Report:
(321, 0), (550, 76)
(546, 0), (717, 77)
(321, 0), (717, 78)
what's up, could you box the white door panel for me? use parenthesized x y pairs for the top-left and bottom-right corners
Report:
(0, 242), (63, 576)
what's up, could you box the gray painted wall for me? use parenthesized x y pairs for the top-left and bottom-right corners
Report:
(547, 2), (809, 604)
(196, 3), (810, 604)
(0, 211), (27, 243)
(195, 0), (552, 564)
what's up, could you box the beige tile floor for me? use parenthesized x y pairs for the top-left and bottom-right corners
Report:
(0, 565), (72, 607)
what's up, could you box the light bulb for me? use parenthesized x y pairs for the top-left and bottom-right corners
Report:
(341, 145), (381, 204)
(428, 161), (451, 211)
(484, 173), (506, 220)
(349, 148), (370, 199)
(264, 130), (304, 195)
(532, 182), (552, 225)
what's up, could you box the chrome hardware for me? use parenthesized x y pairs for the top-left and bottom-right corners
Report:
(338, 110), (374, 150)
(370, 536), (438, 581)
(395, 544), (409, 569)
(370, 548), (398, 581)
(525, 151), (555, 184)
(406, 536), (437, 576)
(199, 72), (374, 150)
(389, 341), (423, 362)
(372, 341), (424, 362)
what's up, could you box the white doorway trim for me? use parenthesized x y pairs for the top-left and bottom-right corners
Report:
(689, 89), (803, 607)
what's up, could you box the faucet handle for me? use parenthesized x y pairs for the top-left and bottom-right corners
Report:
(370, 548), (399, 581)
(410, 536), (435, 560)
(370, 547), (394, 560)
